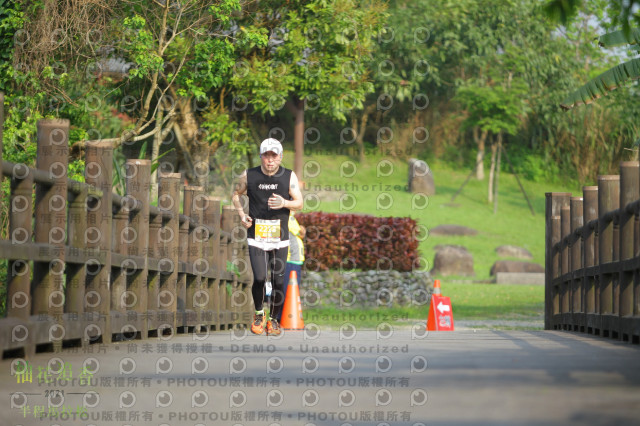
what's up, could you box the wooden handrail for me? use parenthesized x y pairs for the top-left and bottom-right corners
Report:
(0, 107), (253, 359)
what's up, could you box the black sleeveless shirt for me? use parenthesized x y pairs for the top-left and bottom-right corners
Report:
(246, 166), (291, 246)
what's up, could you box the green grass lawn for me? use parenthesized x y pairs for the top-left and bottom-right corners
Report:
(303, 282), (544, 329)
(444, 282), (544, 320)
(282, 148), (582, 281)
(277, 147), (575, 329)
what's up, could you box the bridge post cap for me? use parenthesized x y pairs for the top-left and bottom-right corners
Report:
(125, 159), (151, 165)
(85, 140), (114, 149)
(37, 118), (70, 127)
(570, 196), (583, 201)
(158, 172), (181, 179)
(545, 192), (573, 196)
(582, 186), (598, 191)
(619, 161), (640, 167)
(597, 175), (620, 181)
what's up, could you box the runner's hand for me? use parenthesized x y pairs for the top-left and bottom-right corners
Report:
(240, 215), (252, 228)
(268, 193), (286, 209)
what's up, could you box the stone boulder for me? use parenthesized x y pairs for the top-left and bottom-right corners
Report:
(490, 260), (544, 275)
(408, 158), (435, 195)
(430, 224), (478, 237)
(495, 245), (533, 259)
(432, 245), (475, 276)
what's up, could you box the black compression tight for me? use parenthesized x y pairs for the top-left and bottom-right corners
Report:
(248, 246), (288, 320)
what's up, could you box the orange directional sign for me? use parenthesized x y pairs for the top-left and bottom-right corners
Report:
(426, 295), (455, 331)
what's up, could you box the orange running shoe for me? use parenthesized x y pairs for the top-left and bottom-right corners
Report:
(266, 318), (282, 336)
(251, 312), (266, 335)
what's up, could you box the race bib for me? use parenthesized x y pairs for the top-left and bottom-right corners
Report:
(255, 219), (281, 243)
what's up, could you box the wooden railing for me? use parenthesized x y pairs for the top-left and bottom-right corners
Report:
(545, 161), (640, 343)
(0, 95), (253, 358)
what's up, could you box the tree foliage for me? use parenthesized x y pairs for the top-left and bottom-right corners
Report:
(2, 0), (640, 190)
(456, 80), (528, 136)
(542, 0), (640, 178)
(230, 0), (385, 121)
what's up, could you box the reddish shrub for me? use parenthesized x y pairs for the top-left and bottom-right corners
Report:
(296, 212), (420, 272)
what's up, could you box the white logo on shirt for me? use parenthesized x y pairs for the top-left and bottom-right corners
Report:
(258, 183), (278, 190)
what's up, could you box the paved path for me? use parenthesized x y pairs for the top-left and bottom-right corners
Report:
(2, 328), (639, 426)
(455, 319), (544, 330)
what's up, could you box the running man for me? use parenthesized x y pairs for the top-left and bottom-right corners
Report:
(231, 138), (303, 335)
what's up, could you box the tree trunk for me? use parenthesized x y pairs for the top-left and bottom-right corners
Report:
(172, 122), (197, 184)
(174, 97), (209, 191)
(474, 127), (488, 180)
(351, 115), (364, 164)
(494, 132), (502, 214)
(150, 104), (163, 202)
(165, 86), (205, 188)
(245, 114), (262, 169)
(286, 98), (304, 179)
(177, 96), (208, 189)
(352, 104), (376, 164)
(488, 136), (497, 203)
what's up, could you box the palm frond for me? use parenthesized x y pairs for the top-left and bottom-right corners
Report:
(597, 28), (640, 48)
(560, 58), (640, 110)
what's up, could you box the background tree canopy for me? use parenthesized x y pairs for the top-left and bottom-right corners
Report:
(1, 0), (640, 190)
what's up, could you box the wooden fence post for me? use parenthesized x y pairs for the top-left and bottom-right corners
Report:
(33, 119), (68, 351)
(125, 159), (151, 339)
(63, 178), (88, 349)
(177, 187), (189, 332)
(570, 196), (583, 330)
(6, 164), (33, 326)
(598, 175), (619, 337)
(229, 217), (250, 327)
(221, 206), (235, 329)
(619, 162), (639, 341)
(545, 192), (571, 330)
(84, 141), (113, 344)
(7, 165), (33, 321)
(582, 186), (598, 332)
(184, 186), (204, 330)
(203, 196), (221, 331)
(65, 184), (87, 319)
(147, 206), (162, 335)
(192, 191), (209, 330)
(111, 194), (129, 338)
(0, 93), (34, 356)
(236, 240), (253, 327)
(561, 205), (570, 322)
(551, 216), (561, 323)
(157, 173), (181, 332)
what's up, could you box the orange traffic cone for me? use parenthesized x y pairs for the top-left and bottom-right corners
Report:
(433, 279), (441, 295)
(280, 271), (305, 330)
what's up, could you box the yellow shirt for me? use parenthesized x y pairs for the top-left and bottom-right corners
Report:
(287, 214), (304, 264)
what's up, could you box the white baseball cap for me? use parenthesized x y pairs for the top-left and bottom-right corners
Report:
(260, 138), (283, 156)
